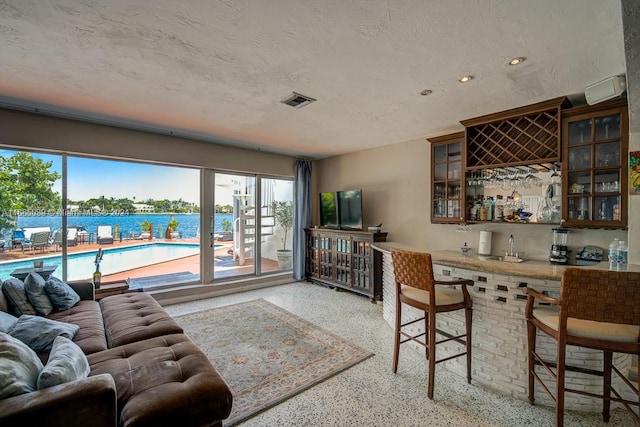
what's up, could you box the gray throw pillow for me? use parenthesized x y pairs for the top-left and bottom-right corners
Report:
(9, 315), (79, 353)
(44, 276), (80, 311)
(0, 332), (44, 399)
(1, 278), (37, 316)
(24, 272), (54, 316)
(37, 335), (90, 390)
(0, 311), (18, 333)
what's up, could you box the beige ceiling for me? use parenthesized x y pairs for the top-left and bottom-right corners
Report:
(0, 0), (627, 159)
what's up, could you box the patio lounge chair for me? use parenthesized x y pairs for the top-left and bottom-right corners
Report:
(11, 229), (27, 249)
(23, 230), (51, 253)
(97, 225), (114, 244)
(67, 227), (78, 246)
(49, 228), (79, 251)
(51, 229), (64, 251)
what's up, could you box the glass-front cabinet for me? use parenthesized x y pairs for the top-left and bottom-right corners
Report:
(429, 132), (464, 223)
(562, 99), (628, 228)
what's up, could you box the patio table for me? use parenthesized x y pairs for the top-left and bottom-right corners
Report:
(10, 265), (58, 280)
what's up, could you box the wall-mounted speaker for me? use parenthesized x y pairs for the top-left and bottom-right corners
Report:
(584, 75), (626, 105)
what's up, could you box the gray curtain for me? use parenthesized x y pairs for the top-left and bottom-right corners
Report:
(293, 160), (312, 280)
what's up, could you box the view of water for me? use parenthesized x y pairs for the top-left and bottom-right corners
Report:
(10, 213), (233, 239)
(0, 243), (203, 281)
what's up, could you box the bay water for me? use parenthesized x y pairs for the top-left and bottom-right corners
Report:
(13, 213), (233, 239)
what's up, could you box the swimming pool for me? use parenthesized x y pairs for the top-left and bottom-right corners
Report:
(0, 243), (205, 281)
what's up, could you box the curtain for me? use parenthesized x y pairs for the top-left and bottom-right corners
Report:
(293, 160), (312, 280)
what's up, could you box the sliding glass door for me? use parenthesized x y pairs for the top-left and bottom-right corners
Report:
(213, 173), (256, 279)
(212, 173), (293, 280)
(260, 177), (294, 274)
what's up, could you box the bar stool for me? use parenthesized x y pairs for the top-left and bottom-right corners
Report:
(390, 248), (474, 399)
(526, 268), (640, 425)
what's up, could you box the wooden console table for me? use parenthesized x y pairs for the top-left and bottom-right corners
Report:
(305, 228), (387, 301)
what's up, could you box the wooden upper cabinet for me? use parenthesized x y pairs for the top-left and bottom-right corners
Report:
(461, 97), (570, 169)
(428, 132), (464, 223)
(561, 98), (628, 229)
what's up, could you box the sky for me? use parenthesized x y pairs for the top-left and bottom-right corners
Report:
(1, 149), (201, 204)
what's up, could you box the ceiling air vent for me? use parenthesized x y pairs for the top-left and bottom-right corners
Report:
(281, 92), (316, 108)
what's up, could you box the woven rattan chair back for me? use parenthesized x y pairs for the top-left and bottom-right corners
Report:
(390, 248), (473, 400)
(561, 268), (640, 325)
(390, 249), (434, 292)
(527, 268), (640, 426)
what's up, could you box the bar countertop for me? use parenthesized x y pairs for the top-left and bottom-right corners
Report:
(372, 241), (640, 281)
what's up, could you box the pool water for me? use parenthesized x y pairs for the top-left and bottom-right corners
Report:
(0, 243), (204, 281)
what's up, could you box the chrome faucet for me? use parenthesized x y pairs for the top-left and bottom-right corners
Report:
(508, 234), (515, 257)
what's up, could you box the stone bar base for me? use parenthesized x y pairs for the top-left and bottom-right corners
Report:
(378, 247), (634, 412)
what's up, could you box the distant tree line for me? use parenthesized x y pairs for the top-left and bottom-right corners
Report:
(72, 196), (201, 215)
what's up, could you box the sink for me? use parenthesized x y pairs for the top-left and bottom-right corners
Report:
(478, 255), (501, 261)
(478, 255), (525, 263)
(501, 255), (525, 263)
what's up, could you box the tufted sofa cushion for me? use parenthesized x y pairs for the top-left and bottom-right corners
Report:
(48, 300), (108, 355)
(99, 293), (183, 348)
(88, 333), (233, 427)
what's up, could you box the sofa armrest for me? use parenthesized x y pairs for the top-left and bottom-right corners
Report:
(0, 374), (116, 427)
(68, 281), (95, 301)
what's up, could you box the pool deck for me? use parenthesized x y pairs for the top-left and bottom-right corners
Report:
(0, 237), (280, 283)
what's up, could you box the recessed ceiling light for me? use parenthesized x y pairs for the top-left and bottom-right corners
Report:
(508, 57), (526, 66)
(420, 89), (433, 96)
(458, 75), (474, 83)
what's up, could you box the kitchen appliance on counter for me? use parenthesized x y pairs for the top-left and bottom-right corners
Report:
(575, 245), (604, 266)
(549, 227), (570, 264)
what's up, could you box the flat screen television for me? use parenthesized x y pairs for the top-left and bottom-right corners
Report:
(337, 189), (363, 230)
(319, 191), (339, 228)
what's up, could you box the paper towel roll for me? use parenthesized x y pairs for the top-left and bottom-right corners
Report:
(478, 230), (492, 256)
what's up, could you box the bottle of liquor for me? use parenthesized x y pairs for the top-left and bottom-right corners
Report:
(469, 199), (477, 220)
(93, 265), (101, 289)
(478, 195), (487, 221)
(495, 195), (504, 221)
(485, 196), (495, 221)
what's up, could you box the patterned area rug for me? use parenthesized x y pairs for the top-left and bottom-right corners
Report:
(175, 299), (373, 426)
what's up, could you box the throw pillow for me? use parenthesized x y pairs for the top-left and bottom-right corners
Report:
(1, 277), (37, 316)
(9, 315), (79, 353)
(24, 272), (54, 316)
(0, 311), (18, 333)
(0, 332), (44, 399)
(44, 276), (80, 311)
(37, 335), (90, 390)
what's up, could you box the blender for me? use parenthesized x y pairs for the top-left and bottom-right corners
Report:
(549, 228), (570, 264)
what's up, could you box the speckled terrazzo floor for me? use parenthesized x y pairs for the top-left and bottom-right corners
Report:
(163, 282), (637, 427)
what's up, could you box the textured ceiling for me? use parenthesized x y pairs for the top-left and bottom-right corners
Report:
(0, 0), (627, 159)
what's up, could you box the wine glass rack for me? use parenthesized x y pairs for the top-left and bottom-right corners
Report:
(462, 97), (569, 169)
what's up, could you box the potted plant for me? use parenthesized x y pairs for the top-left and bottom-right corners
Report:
(272, 201), (293, 269)
(167, 216), (180, 239)
(219, 218), (233, 241)
(140, 220), (152, 240)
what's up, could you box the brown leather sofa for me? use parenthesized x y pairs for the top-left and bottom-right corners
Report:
(0, 283), (232, 427)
